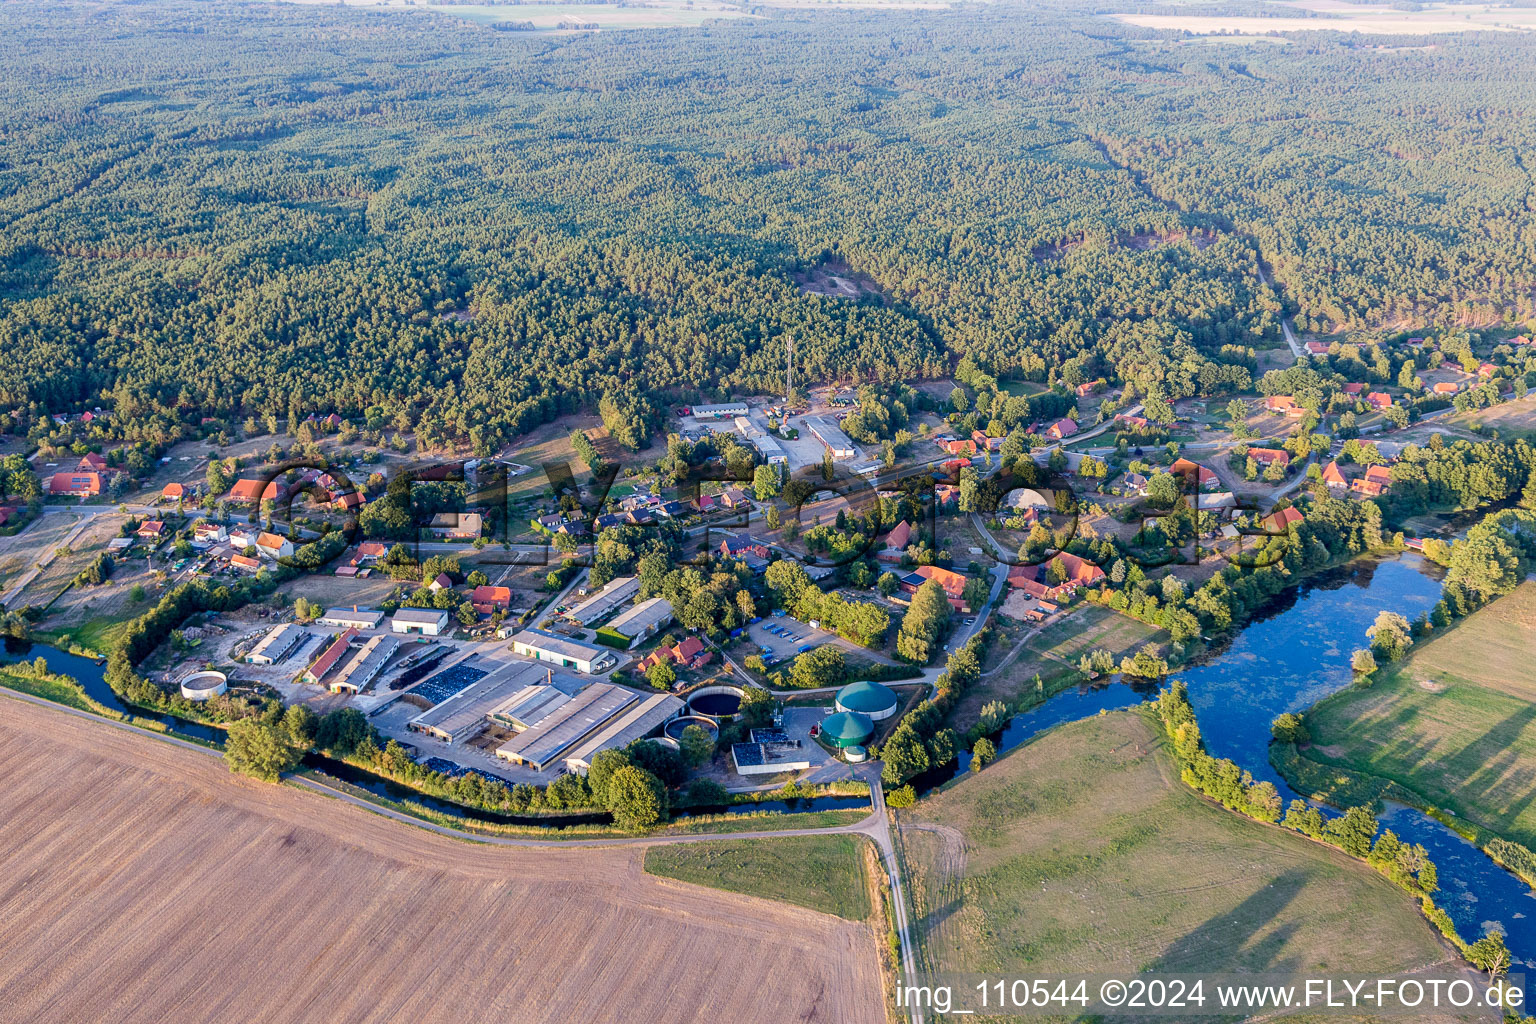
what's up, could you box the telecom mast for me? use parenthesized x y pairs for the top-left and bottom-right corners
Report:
(784, 333), (795, 406)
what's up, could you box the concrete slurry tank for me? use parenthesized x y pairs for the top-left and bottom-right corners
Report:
(179, 671), (228, 701)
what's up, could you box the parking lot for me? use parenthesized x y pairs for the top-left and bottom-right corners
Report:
(743, 615), (840, 666)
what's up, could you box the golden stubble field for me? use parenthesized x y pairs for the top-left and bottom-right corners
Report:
(0, 699), (884, 1024)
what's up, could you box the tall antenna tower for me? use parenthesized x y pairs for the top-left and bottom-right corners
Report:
(784, 333), (795, 406)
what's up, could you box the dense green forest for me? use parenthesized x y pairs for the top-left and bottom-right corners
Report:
(3, 0), (1536, 451)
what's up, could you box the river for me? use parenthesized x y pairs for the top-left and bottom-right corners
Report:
(915, 553), (1536, 986)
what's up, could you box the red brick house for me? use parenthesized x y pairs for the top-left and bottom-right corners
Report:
(1045, 418), (1078, 440)
(900, 564), (969, 610)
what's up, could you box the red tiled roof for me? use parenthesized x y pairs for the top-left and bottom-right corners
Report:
(471, 585), (512, 609)
(1249, 448), (1290, 467)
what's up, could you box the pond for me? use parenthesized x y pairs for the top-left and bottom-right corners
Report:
(915, 553), (1536, 986)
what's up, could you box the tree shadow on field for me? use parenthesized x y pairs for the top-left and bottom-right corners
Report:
(1142, 867), (1310, 978)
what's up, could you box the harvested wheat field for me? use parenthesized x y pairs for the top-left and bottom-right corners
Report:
(0, 699), (883, 1024)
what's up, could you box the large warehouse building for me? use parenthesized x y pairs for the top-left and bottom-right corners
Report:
(495, 683), (652, 771)
(246, 622), (305, 665)
(510, 628), (616, 674)
(407, 661), (587, 744)
(806, 416), (857, 459)
(562, 693), (684, 775)
(565, 576), (640, 625)
(599, 597), (674, 648)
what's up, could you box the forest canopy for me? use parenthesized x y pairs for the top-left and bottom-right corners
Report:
(4, 1), (1536, 450)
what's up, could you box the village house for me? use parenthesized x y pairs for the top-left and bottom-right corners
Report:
(1171, 458), (1219, 491)
(427, 572), (454, 592)
(1121, 472), (1148, 497)
(136, 520), (165, 541)
(471, 585), (513, 616)
(1321, 460), (1348, 494)
(161, 481), (200, 502)
(1265, 395), (1297, 414)
(719, 486), (750, 509)
(256, 531), (295, 560)
(1365, 392), (1393, 411)
(229, 553), (262, 574)
(427, 511), (483, 539)
(639, 635), (709, 673)
(1115, 413), (1150, 431)
(1341, 383), (1365, 396)
(1433, 381), (1460, 396)
(936, 436), (978, 457)
(970, 429), (1004, 452)
(1261, 506), (1304, 533)
(879, 520), (913, 562)
(227, 478), (288, 505)
(1045, 418), (1078, 440)
(1351, 464), (1392, 498)
(1304, 341), (1329, 356)
(192, 522), (227, 547)
(1006, 551), (1105, 601)
(1248, 448), (1291, 471)
(900, 564), (970, 610)
(48, 470), (108, 497)
(1479, 362), (1498, 378)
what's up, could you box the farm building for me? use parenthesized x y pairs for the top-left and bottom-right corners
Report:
(835, 680), (899, 722)
(329, 635), (400, 695)
(302, 630), (359, 685)
(562, 693), (685, 774)
(392, 608), (450, 636)
(565, 576), (640, 625)
(426, 511), (483, 540)
(407, 661), (587, 743)
(318, 607), (384, 630)
(691, 402), (749, 420)
(599, 597), (674, 647)
(734, 417), (787, 464)
(731, 728), (812, 776)
(806, 416), (856, 459)
(246, 623), (305, 665)
(510, 629), (616, 674)
(493, 683), (643, 770)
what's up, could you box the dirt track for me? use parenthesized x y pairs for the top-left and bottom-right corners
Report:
(0, 700), (884, 1024)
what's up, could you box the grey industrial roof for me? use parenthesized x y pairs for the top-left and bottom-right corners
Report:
(564, 693), (684, 772)
(512, 628), (607, 661)
(331, 634), (400, 691)
(393, 608), (449, 625)
(408, 661), (567, 739)
(605, 597), (673, 638)
(248, 622), (302, 662)
(319, 607), (384, 627)
(495, 683), (640, 768)
(488, 685), (574, 731)
(565, 577), (640, 624)
(806, 416), (855, 453)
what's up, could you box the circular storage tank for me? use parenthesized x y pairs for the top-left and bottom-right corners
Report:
(687, 684), (745, 719)
(835, 680), (899, 722)
(844, 744), (868, 764)
(664, 716), (720, 742)
(180, 670), (228, 701)
(820, 711), (873, 749)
